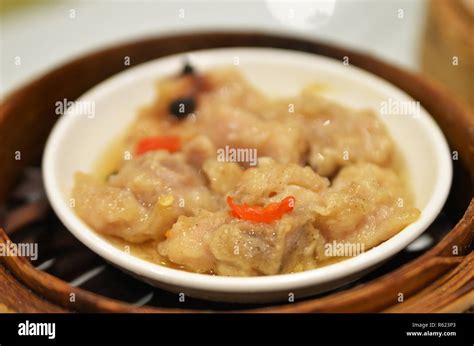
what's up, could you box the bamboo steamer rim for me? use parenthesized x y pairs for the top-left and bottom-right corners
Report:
(429, 0), (474, 52)
(0, 31), (472, 313)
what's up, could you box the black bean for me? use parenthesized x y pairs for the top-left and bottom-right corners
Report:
(169, 96), (196, 119)
(181, 62), (195, 75)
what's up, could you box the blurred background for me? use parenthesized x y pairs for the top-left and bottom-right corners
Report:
(0, 0), (472, 107)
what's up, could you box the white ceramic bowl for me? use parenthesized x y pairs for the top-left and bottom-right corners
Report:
(42, 48), (452, 303)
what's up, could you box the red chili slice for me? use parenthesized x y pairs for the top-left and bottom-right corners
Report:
(226, 196), (296, 223)
(135, 136), (181, 155)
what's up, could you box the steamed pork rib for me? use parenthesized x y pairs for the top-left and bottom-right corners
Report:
(198, 102), (307, 165)
(159, 160), (328, 275)
(73, 151), (218, 243)
(159, 211), (323, 275)
(128, 68), (308, 166)
(230, 157), (329, 205)
(202, 159), (243, 196)
(182, 135), (217, 169)
(72, 66), (420, 276)
(209, 218), (322, 276)
(158, 210), (229, 274)
(294, 90), (394, 176)
(315, 163), (420, 252)
(73, 173), (157, 243)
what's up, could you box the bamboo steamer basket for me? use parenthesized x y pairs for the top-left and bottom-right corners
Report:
(0, 32), (472, 313)
(421, 0), (474, 109)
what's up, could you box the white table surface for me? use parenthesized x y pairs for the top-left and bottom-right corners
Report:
(0, 0), (426, 98)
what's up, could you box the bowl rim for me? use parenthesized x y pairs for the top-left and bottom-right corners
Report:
(42, 47), (453, 294)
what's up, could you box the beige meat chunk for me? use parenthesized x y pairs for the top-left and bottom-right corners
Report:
(191, 69), (307, 165)
(209, 160), (330, 275)
(209, 219), (323, 276)
(196, 102), (307, 166)
(158, 210), (229, 274)
(315, 163), (420, 252)
(159, 159), (330, 275)
(295, 92), (394, 176)
(108, 151), (218, 210)
(73, 151), (219, 243)
(182, 135), (217, 169)
(232, 157), (329, 205)
(202, 68), (276, 117)
(202, 159), (244, 196)
(73, 173), (177, 243)
(158, 209), (324, 276)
